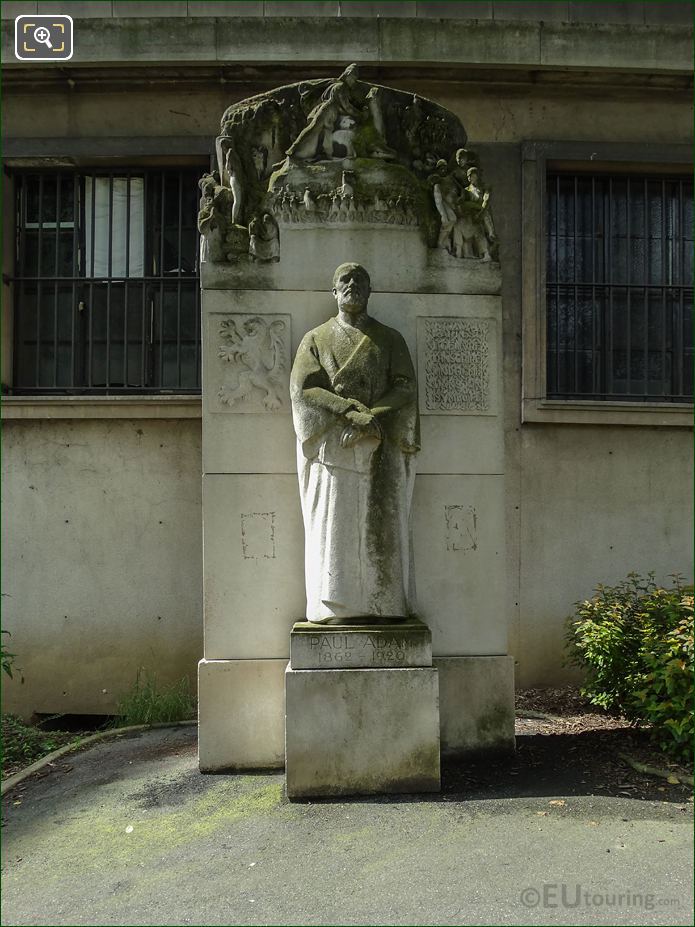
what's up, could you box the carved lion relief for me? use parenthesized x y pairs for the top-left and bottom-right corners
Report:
(208, 313), (291, 413)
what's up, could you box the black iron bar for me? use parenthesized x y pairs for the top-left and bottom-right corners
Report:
(591, 176), (598, 394)
(676, 181), (684, 397)
(88, 281), (93, 388)
(53, 172), (61, 387)
(661, 180), (667, 397)
(159, 174), (165, 388)
(626, 180), (632, 395)
(107, 174), (114, 387)
(555, 175), (560, 395)
(194, 281), (201, 389)
(35, 174), (44, 386)
(71, 174), (78, 388)
(606, 177), (613, 398)
(141, 173), (149, 389)
(124, 173), (131, 387)
(177, 170), (183, 387)
(573, 176), (578, 394)
(88, 175), (96, 388)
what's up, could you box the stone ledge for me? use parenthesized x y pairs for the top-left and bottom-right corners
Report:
(521, 399), (693, 428)
(1, 17), (691, 72)
(1, 395), (202, 420)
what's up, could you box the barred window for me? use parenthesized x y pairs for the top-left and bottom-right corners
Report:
(546, 171), (693, 402)
(10, 168), (202, 394)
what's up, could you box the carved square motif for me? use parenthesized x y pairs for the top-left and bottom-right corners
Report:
(444, 505), (478, 553)
(207, 313), (291, 413)
(417, 317), (495, 415)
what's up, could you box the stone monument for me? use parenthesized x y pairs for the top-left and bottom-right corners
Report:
(198, 66), (514, 790)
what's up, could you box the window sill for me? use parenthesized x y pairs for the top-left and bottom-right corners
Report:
(1, 395), (202, 420)
(522, 399), (693, 427)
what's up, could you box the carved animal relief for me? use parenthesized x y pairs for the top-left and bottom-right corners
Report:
(213, 314), (290, 413)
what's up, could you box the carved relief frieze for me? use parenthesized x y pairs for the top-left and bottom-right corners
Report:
(198, 64), (500, 268)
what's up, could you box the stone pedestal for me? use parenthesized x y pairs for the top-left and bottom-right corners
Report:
(285, 620), (440, 798)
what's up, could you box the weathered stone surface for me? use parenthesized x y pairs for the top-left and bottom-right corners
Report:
(201, 473), (304, 660)
(285, 665), (440, 797)
(198, 658), (286, 770)
(3, 16), (690, 72)
(290, 618), (432, 669)
(413, 474), (507, 655)
(200, 235), (501, 295)
(435, 655), (515, 755)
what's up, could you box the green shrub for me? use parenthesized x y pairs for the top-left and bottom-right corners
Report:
(566, 573), (694, 760)
(114, 669), (196, 727)
(632, 614), (694, 760)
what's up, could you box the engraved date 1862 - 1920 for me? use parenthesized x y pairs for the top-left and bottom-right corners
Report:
(309, 633), (409, 665)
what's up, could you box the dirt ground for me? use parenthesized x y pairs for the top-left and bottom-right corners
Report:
(502, 686), (693, 805)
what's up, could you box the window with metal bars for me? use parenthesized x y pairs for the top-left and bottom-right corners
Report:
(546, 171), (693, 402)
(10, 168), (202, 394)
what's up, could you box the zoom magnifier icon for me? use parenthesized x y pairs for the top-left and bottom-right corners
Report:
(33, 26), (53, 49)
(14, 15), (73, 61)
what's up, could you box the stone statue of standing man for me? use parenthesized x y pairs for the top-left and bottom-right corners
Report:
(290, 264), (420, 624)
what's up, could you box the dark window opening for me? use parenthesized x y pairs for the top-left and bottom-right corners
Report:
(10, 168), (202, 394)
(546, 171), (693, 403)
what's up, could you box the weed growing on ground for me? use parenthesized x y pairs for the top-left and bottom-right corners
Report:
(2, 715), (79, 775)
(114, 670), (196, 727)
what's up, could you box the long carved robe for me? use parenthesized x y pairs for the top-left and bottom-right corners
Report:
(290, 315), (420, 623)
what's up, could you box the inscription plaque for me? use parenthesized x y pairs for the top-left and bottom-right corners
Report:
(417, 317), (494, 414)
(290, 619), (432, 670)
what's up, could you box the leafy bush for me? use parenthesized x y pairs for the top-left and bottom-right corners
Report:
(566, 573), (694, 760)
(114, 669), (196, 727)
(632, 614), (694, 759)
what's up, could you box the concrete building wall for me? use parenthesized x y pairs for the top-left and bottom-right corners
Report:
(1, 419), (203, 717)
(2, 2), (692, 25)
(2, 10), (692, 712)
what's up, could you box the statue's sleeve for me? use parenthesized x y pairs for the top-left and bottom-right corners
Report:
(290, 331), (357, 456)
(371, 330), (417, 417)
(371, 330), (420, 454)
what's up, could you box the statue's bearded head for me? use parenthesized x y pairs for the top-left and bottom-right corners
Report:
(332, 263), (371, 316)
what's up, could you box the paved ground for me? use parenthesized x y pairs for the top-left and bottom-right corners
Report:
(1, 727), (692, 926)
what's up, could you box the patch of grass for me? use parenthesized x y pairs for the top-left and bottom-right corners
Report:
(113, 670), (196, 727)
(2, 715), (80, 777)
